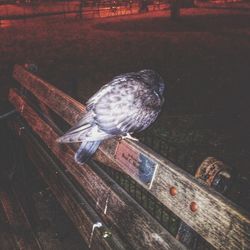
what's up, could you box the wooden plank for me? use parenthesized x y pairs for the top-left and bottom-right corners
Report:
(0, 215), (20, 250)
(9, 88), (186, 250)
(14, 124), (127, 250)
(0, 189), (42, 250)
(176, 157), (233, 249)
(12, 64), (250, 250)
(0, 192), (22, 250)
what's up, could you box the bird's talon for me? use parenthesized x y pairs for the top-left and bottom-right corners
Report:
(121, 133), (139, 141)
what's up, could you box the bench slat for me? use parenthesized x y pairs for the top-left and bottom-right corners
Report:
(0, 190), (42, 250)
(9, 88), (185, 250)
(16, 124), (127, 250)
(12, 65), (250, 249)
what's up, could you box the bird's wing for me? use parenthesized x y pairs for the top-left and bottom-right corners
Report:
(58, 73), (161, 143)
(93, 78), (158, 135)
(116, 108), (160, 133)
(86, 75), (129, 110)
(56, 112), (112, 143)
(57, 77), (130, 143)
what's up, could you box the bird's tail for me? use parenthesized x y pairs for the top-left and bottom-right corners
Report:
(56, 123), (92, 143)
(74, 140), (101, 164)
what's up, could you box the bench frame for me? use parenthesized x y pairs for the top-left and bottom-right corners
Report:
(8, 64), (250, 249)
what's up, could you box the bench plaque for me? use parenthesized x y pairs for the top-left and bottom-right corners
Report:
(115, 141), (157, 189)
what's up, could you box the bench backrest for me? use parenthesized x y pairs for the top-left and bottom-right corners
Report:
(9, 64), (250, 249)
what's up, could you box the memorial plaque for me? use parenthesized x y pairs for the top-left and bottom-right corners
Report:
(115, 141), (158, 189)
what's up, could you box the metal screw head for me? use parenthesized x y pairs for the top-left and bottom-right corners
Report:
(190, 202), (198, 212)
(169, 186), (177, 196)
(102, 230), (112, 239)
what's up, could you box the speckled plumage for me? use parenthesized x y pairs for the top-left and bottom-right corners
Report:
(57, 69), (165, 164)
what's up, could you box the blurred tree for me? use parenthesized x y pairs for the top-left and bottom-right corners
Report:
(78, 0), (84, 18)
(170, 0), (180, 19)
(139, 0), (149, 12)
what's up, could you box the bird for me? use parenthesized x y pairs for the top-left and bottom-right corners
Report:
(56, 69), (165, 164)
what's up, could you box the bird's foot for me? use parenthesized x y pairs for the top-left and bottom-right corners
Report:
(121, 133), (139, 141)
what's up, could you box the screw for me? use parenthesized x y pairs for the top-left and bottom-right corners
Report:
(169, 186), (177, 196)
(102, 230), (112, 239)
(190, 201), (198, 212)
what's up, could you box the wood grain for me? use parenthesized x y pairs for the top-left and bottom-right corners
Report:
(18, 127), (127, 250)
(0, 189), (42, 250)
(176, 157), (233, 249)
(9, 88), (186, 250)
(13, 65), (250, 249)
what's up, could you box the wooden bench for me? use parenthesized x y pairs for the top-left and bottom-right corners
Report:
(7, 64), (250, 249)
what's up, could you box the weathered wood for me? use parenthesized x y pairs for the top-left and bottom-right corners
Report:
(0, 193), (21, 250)
(14, 124), (127, 250)
(176, 157), (233, 249)
(13, 65), (83, 124)
(12, 64), (250, 250)
(0, 189), (42, 250)
(9, 88), (186, 250)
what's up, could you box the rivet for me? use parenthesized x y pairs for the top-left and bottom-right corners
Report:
(190, 201), (198, 212)
(103, 230), (112, 239)
(169, 187), (177, 196)
(18, 126), (25, 136)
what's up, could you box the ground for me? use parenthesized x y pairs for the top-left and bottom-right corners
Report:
(1, 6), (250, 208)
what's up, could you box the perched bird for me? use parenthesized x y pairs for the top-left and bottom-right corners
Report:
(57, 69), (165, 164)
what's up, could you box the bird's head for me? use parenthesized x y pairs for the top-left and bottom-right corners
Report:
(139, 69), (165, 101)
